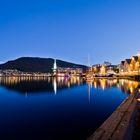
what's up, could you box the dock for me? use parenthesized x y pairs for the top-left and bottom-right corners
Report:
(87, 90), (140, 140)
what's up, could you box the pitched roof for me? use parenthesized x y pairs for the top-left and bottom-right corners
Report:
(125, 59), (131, 64)
(132, 56), (138, 61)
(121, 61), (125, 65)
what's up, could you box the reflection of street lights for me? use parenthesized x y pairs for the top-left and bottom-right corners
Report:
(88, 82), (92, 104)
(53, 78), (57, 95)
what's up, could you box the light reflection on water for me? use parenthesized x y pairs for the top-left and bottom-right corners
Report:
(0, 77), (139, 94)
(87, 78), (139, 94)
(0, 76), (139, 140)
(0, 76), (84, 94)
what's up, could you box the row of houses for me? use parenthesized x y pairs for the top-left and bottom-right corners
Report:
(0, 69), (51, 77)
(88, 62), (119, 77)
(119, 54), (140, 76)
(57, 67), (83, 76)
(87, 53), (140, 77)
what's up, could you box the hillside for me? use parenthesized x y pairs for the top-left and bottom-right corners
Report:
(0, 57), (87, 73)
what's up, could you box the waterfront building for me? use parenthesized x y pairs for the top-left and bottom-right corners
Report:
(123, 59), (131, 73)
(106, 65), (119, 75)
(130, 56), (138, 72)
(119, 61), (125, 73)
(119, 53), (140, 76)
(57, 67), (83, 76)
(87, 63), (118, 77)
(100, 65), (107, 76)
(91, 64), (101, 75)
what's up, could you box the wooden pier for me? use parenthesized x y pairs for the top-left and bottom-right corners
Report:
(87, 91), (140, 140)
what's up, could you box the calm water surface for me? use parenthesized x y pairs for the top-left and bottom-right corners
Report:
(0, 77), (139, 140)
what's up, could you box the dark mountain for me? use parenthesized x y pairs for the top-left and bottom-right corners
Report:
(0, 57), (87, 73)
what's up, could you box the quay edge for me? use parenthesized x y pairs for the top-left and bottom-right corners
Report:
(87, 91), (140, 140)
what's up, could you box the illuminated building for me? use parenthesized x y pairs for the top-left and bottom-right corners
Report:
(53, 59), (57, 76)
(119, 53), (140, 76)
(100, 65), (106, 76)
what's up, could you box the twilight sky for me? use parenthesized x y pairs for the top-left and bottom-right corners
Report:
(0, 0), (140, 65)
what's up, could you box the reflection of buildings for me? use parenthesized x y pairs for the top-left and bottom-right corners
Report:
(0, 75), (140, 95)
(88, 83), (91, 103)
(87, 79), (118, 90)
(119, 79), (139, 94)
(86, 78), (140, 94)
(0, 76), (83, 94)
(53, 78), (57, 94)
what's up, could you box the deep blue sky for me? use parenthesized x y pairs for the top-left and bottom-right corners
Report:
(0, 0), (140, 65)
